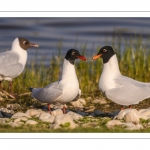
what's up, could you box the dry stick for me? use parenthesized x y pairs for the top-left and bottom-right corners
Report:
(2, 90), (15, 99)
(18, 92), (31, 97)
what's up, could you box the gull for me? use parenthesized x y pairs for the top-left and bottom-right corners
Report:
(29, 49), (87, 113)
(0, 37), (39, 94)
(92, 46), (150, 109)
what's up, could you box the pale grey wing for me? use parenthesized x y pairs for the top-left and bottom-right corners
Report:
(106, 83), (150, 106)
(114, 75), (149, 87)
(0, 63), (24, 78)
(0, 52), (23, 77)
(33, 86), (63, 103)
(44, 81), (59, 88)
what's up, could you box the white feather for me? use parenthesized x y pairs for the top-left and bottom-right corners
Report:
(31, 59), (80, 104)
(99, 54), (150, 105)
(0, 38), (27, 81)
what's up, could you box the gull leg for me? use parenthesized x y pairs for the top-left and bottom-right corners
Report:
(8, 81), (15, 97)
(0, 81), (3, 90)
(9, 81), (13, 94)
(47, 103), (52, 114)
(121, 105), (125, 110)
(129, 105), (132, 109)
(62, 105), (66, 114)
(7, 81), (16, 98)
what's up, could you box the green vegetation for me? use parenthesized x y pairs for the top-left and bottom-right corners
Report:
(1, 35), (150, 109)
(1, 35), (150, 132)
(7, 36), (150, 106)
(7, 36), (150, 97)
(1, 116), (150, 132)
(60, 122), (71, 128)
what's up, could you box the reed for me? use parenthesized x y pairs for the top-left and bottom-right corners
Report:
(1, 36), (150, 132)
(2, 36), (150, 100)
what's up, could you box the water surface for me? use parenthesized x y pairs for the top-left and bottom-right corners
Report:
(0, 17), (150, 65)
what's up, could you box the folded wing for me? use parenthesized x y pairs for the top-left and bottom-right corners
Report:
(106, 83), (150, 105)
(32, 85), (63, 103)
(0, 52), (23, 77)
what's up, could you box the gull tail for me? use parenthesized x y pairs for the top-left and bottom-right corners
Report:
(29, 87), (33, 92)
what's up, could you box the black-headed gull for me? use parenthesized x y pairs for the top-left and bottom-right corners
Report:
(29, 49), (87, 113)
(92, 46), (150, 109)
(0, 37), (39, 94)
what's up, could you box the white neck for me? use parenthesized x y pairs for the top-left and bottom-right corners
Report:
(103, 54), (121, 76)
(11, 38), (27, 65)
(60, 59), (77, 80)
(99, 54), (121, 92)
(11, 38), (23, 53)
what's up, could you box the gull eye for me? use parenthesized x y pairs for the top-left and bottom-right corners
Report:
(103, 49), (107, 52)
(23, 41), (27, 45)
(72, 52), (75, 55)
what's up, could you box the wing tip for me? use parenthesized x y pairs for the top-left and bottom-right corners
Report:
(29, 87), (33, 92)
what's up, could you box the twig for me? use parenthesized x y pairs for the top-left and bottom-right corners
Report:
(18, 92), (31, 97)
(2, 90), (15, 99)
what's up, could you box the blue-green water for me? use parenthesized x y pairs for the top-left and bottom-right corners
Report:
(0, 17), (150, 65)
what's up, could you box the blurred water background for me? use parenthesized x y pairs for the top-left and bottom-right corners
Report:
(0, 17), (150, 65)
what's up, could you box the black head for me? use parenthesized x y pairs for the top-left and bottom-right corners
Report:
(65, 49), (86, 65)
(18, 37), (39, 50)
(92, 46), (115, 63)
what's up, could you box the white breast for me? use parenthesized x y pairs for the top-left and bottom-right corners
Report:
(11, 38), (27, 66)
(56, 59), (79, 103)
(99, 55), (121, 92)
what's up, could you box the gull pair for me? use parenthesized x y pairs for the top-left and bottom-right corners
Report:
(30, 45), (150, 113)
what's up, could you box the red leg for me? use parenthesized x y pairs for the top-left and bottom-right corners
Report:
(8, 81), (18, 98)
(0, 81), (3, 90)
(121, 105), (124, 110)
(129, 105), (132, 109)
(9, 81), (12, 94)
(62, 106), (66, 114)
(47, 104), (52, 114)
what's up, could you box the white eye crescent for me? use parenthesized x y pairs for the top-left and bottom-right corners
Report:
(103, 49), (107, 52)
(72, 52), (75, 55)
(23, 41), (27, 45)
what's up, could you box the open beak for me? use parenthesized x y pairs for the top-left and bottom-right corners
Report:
(92, 54), (102, 61)
(77, 55), (87, 61)
(30, 43), (39, 47)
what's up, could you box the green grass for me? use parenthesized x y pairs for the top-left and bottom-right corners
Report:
(1, 35), (150, 132)
(1, 35), (150, 108)
(11, 40), (150, 92)
(5, 36), (150, 99)
(1, 122), (150, 133)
